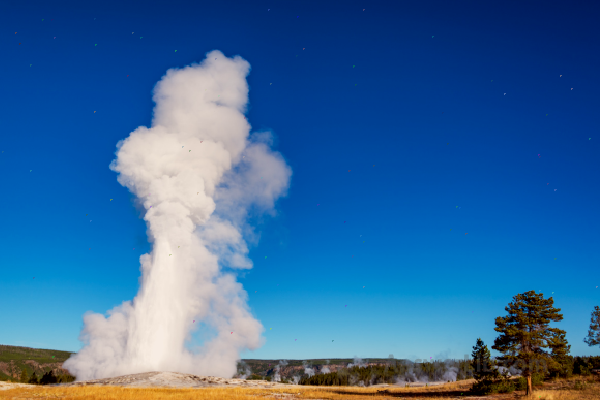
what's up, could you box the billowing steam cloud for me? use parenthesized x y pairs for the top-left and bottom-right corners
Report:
(64, 50), (292, 381)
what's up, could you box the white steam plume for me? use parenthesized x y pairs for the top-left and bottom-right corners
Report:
(442, 358), (458, 381)
(273, 360), (288, 382)
(441, 367), (458, 382)
(347, 357), (367, 368)
(302, 361), (315, 377)
(64, 50), (292, 381)
(236, 361), (252, 379)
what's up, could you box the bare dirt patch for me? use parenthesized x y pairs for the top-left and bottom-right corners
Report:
(60, 371), (292, 388)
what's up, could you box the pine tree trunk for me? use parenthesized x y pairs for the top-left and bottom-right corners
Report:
(527, 375), (533, 396)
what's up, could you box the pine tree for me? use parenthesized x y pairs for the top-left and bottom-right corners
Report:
(28, 372), (38, 384)
(547, 331), (573, 378)
(19, 368), (28, 383)
(492, 290), (567, 397)
(470, 338), (504, 394)
(40, 370), (58, 385)
(573, 356), (593, 375)
(471, 338), (495, 380)
(583, 306), (600, 347)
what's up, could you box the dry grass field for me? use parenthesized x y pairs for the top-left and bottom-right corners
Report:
(0, 376), (598, 400)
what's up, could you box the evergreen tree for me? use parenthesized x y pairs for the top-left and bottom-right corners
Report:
(471, 338), (497, 380)
(28, 372), (38, 384)
(583, 306), (600, 347)
(19, 368), (28, 383)
(547, 331), (573, 378)
(470, 338), (509, 395)
(573, 356), (593, 375)
(458, 359), (473, 380)
(40, 370), (58, 385)
(492, 290), (567, 397)
(588, 356), (600, 369)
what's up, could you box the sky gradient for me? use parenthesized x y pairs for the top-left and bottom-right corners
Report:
(1, 0), (599, 362)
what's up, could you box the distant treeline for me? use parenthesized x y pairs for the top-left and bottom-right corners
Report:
(299, 359), (473, 386)
(0, 345), (74, 361)
(566, 356), (600, 376)
(299, 356), (600, 387)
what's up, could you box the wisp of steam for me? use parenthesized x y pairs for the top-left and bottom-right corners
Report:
(273, 360), (288, 382)
(64, 50), (292, 380)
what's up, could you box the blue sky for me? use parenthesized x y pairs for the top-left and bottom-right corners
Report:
(1, 0), (599, 362)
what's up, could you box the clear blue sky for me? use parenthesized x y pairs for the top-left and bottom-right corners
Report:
(1, 0), (599, 362)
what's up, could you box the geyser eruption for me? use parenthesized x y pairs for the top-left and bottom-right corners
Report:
(64, 50), (292, 381)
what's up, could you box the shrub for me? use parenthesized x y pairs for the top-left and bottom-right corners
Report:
(516, 372), (544, 390)
(57, 373), (76, 383)
(573, 380), (589, 390)
(471, 377), (516, 394)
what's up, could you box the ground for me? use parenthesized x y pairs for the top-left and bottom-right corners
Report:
(0, 376), (598, 399)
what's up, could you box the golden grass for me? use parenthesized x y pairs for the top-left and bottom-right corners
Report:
(0, 386), (278, 400)
(530, 387), (600, 400)
(296, 384), (476, 398)
(0, 385), (478, 400)
(0, 377), (599, 400)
